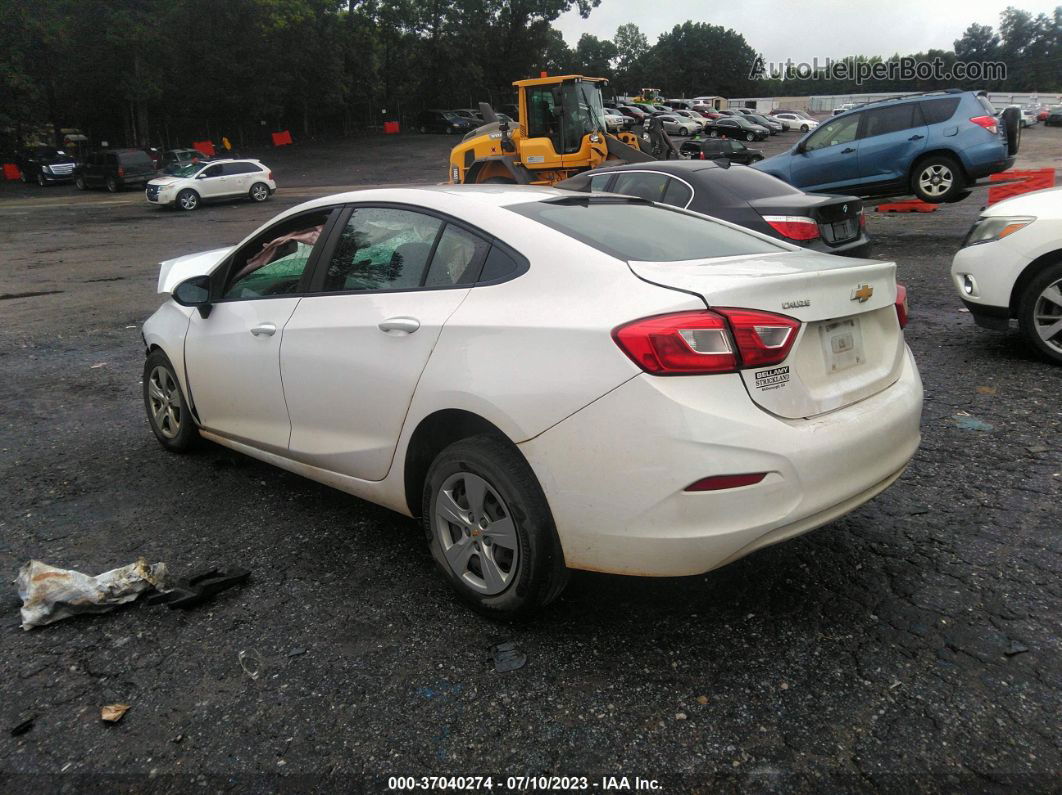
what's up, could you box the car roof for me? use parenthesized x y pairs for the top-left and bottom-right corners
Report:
(583, 160), (729, 177)
(840, 90), (972, 115)
(280, 185), (572, 216)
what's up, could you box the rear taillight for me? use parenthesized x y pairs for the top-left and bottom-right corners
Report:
(762, 215), (820, 241)
(969, 115), (999, 135)
(612, 309), (800, 375)
(859, 211), (867, 228)
(268, 171), (274, 181)
(895, 284), (909, 328)
(698, 151), (705, 160)
(117, 166), (125, 177)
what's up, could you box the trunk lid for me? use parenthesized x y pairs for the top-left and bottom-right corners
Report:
(629, 250), (904, 418)
(748, 193), (863, 247)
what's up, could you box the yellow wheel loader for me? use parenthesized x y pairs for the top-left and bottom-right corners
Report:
(448, 75), (655, 186)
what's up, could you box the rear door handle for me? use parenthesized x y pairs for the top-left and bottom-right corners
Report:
(378, 317), (420, 335)
(841, 147), (856, 154)
(908, 134), (924, 141)
(250, 323), (276, 337)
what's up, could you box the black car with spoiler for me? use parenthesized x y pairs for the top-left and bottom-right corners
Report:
(556, 160), (869, 256)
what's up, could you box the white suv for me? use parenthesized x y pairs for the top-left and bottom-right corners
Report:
(951, 186), (1062, 363)
(146, 159), (276, 211)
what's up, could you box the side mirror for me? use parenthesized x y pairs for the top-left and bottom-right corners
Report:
(173, 275), (212, 318)
(795, 140), (807, 154)
(195, 172), (207, 179)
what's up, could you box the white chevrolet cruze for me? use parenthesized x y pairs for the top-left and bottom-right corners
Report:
(142, 186), (923, 615)
(951, 186), (1062, 364)
(145, 158), (276, 211)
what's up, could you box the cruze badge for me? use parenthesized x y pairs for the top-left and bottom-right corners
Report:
(782, 299), (810, 309)
(851, 284), (874, 302)
(842, 203), (848, 213)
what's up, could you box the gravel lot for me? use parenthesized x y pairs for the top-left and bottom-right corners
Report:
(1, 126), (1060, 791)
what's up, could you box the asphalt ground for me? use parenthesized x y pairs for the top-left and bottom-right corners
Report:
(0, 125), (1060, 792)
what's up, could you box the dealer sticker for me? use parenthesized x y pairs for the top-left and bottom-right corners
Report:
(754, 365), (790, 391)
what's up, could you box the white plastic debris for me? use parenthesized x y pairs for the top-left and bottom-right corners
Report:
(16, 558), (168, 630)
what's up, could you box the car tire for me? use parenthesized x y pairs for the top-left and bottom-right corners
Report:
(1001, 107), (1021, 155)
(1017, 261), (1062, 365)
(75, 175), (87, 190)
(249, 182), (270, 202)
(106, 176), (120, 193)
(37, 172), (47, 187)
(746, 132), (755, 141)
(143, 350), (199, 452)
(801, 124), (809, 132)
(177, 189), (200, 211)
(910, 155), (965, 203)
(423, 434), (569, 618)
(710, 130), (719, 138)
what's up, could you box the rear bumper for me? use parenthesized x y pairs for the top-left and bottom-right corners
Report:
(520, 347), (923, 577)
(806, 231), (870, 257)
(963, 144), (1015, 180)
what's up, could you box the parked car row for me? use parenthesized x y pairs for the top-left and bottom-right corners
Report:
(12, 145), (220, 189)
(417, 109), (515, 135)
(9, 144), (277, 212)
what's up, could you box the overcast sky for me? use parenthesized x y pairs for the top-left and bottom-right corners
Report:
(554, 0), (1057, 64)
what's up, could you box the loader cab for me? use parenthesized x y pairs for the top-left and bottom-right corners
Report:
(521, 78), (608, 161)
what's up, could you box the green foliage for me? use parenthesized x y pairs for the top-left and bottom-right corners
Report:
(0, 1), (1056, 152)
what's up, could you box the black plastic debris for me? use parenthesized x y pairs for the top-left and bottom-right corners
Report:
(147, 568), (250, 610)
(1004, 640), (1029, 657)
(10, 716), (35, 737)
(491, 641), (526, 673)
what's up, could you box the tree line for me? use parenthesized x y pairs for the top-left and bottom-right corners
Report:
(0, 0), (1057, 153)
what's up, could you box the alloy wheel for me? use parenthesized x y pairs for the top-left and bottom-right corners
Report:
(434, 471), (519, 596)
(1033, 278), (1062, 355)
(918, 164), (953, 197)
(251, 183), (268, 201)
(147, 366), (182, 439)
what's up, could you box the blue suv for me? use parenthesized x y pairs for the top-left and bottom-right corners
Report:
(754, 91), (1018, 203)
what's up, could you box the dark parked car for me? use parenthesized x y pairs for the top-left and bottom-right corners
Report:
(161, 148), (211, 173)
(1046, 106), (1062, 127)
(74, 149), (157, 192)
(706, 116), (770, 141)
(746, 113), (784, 134)
(416, 110), (476, 134)
(680, 138), (764, 164)
(557, 160), (869, 256)
(615, 104), (648, 123)
(14, 146), (77, 186)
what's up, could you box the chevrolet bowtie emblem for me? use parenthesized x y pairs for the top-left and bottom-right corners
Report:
(851, 284), (874, 303)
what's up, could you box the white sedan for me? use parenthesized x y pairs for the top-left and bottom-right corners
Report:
(142, 186), (923, 615)
(773, 113), (820, 133)
(146, 158), (276, 211)
(951, 186), (1062, 363)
